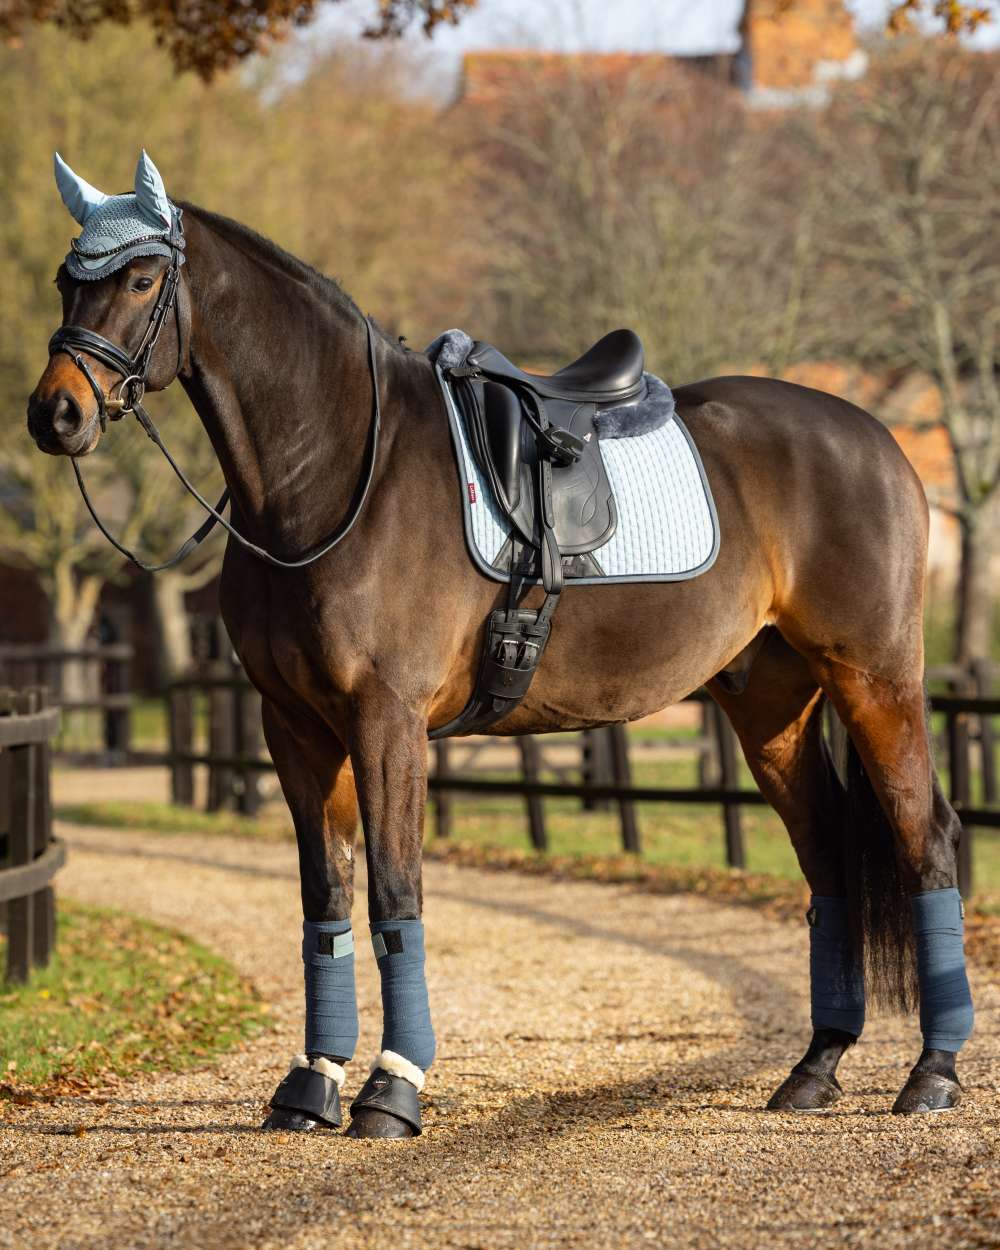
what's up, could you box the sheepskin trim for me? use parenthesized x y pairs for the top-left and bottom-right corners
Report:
(310, 1057), (346, 1089)
(594, 372), (676, 440)
(288, 1053), (346, 1089)
(425, 328), (474, 373)
(372, 1050), (425, 1092)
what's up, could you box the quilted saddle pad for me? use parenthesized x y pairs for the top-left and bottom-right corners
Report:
(437, 368), (720, 586)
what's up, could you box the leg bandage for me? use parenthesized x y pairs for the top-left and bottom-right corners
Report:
(302, 919), (359, 1061)
(808, 896), (865, 1037)
(912, 888), (974, 1052)
(371, 919), (435, 1071)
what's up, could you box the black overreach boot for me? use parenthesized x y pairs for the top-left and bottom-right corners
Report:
(347, 1064), (423, 1138)
(263, 1056), (344, 1131)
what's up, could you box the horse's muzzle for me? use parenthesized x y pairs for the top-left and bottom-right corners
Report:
(27, 388), (100, 456)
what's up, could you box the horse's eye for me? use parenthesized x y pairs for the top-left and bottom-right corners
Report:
(133, 276), (154, 293)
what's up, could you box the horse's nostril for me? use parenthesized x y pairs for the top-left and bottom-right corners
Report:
(51, 393), (84, 437)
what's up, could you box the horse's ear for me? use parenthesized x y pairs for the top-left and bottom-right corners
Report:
(54, 153), (108, 225)
(133, 150), (172, 230)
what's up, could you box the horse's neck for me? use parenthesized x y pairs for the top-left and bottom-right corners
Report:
(179, 213), (380, 550)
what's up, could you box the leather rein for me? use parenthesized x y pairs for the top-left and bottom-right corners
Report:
(49, 214), (383, 573)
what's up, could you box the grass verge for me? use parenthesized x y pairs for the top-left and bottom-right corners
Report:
(55, 799), (290, 841)
(0, 901), (269, 1095)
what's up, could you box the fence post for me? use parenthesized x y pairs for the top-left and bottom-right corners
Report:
(234, 683), (263, 817)
(608, 724), (640, 854)
(580, 729), (613, 811)
(7, 690), (38, 982)
(713, 703), (746, 869)
(207, 674), (235, 812)
(697, 699), (720, 788)
(168, 684), (195, 806)
(518, 736), (548, 852)
(433, 740), (453, 839)
(103, 647), (131, 759)
(946, 703), (973, 897)
(972, 658), (996, 806)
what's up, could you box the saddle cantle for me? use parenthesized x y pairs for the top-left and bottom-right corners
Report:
(431, 329), (649, 739)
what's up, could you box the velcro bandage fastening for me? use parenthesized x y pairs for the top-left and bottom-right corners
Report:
(371, 929), (404, 959)
(318, 931), (355, 958)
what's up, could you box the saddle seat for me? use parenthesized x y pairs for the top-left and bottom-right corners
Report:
(465, 329), (645, 405)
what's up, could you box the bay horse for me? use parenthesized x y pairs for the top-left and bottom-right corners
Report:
(27, 154), (974, 1137)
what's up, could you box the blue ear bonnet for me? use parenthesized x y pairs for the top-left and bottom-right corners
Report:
(66, 194), (184, 282)
(55, 151), (185, 282)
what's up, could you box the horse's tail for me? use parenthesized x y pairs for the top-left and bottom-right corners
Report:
(843, 738), (918, 1014)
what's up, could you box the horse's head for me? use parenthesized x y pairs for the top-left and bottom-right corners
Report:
(27, 151), (189, 457)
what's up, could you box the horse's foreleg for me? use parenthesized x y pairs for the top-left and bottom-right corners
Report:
(709, 630), (863, 1112)
(260, 699), (359, 1133)
(816, 659), (972, 1114)
(345, 680), (432, 1139)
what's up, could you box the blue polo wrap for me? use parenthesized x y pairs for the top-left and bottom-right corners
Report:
(912, 888), (974, 1053)
(302, 919), (359, 1061)
(808, 895), (865, 1037)
(371, 919), (435, 1071)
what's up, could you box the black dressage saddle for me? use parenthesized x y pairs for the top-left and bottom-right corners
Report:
(431, 329), (646, 739)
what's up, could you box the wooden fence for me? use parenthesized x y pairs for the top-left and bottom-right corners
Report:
(153, 663), (1000, 896)
(0, 689), (65, 983)
(0, 643), (132, 762)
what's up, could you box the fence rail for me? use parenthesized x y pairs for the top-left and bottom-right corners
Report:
(0, 644), (132, 762)
(0, 689), (64, 983)
(132, 660), (1000, 897)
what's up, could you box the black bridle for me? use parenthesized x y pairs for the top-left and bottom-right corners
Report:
(48, 213), (383, 573)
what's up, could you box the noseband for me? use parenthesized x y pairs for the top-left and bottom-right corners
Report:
(47, 213), (384, 573)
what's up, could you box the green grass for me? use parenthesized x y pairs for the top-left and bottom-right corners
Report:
(0, 901), (268, 1090)
(55, 799), (290, 840)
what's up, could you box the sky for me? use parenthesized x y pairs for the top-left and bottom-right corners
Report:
(311, 0), (1000, 57)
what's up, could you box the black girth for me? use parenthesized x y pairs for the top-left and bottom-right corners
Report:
(49, 212), (384, 573)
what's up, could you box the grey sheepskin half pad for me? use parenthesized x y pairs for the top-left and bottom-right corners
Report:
(425, 329), (675, 439)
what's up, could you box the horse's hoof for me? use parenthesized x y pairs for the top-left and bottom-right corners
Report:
(261, 1106), (323, 1132)
(892, 1072), (962, 1115)
(766, 1070), (843, 1112)
(346, 1106), (416, 1138)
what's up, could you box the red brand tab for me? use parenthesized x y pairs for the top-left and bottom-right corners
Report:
(468, 482), (477, 504)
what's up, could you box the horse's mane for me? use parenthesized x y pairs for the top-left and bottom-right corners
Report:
(180, 201), (402, 353)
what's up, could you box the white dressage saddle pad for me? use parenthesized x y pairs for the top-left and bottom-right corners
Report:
(437, 368), (720, 585)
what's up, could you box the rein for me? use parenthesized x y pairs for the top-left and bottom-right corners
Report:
(49, 217), (384, 573)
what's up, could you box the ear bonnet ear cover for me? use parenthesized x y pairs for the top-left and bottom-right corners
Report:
(55, 150), (182, 282)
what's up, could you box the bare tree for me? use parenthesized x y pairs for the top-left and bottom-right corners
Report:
(803, 43), (1000, 660)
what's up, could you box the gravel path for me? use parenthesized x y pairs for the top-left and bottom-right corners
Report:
(1, 822), (998, 1250)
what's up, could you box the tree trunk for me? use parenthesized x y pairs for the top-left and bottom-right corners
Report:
(150, 571), (194, 688)
(47, 570), (102, 707)
(954, 509), (996, 665)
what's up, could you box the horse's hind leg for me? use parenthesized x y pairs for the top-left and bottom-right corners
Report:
(812, 656), (972, 1114)
(709, 630), (863, 1112)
